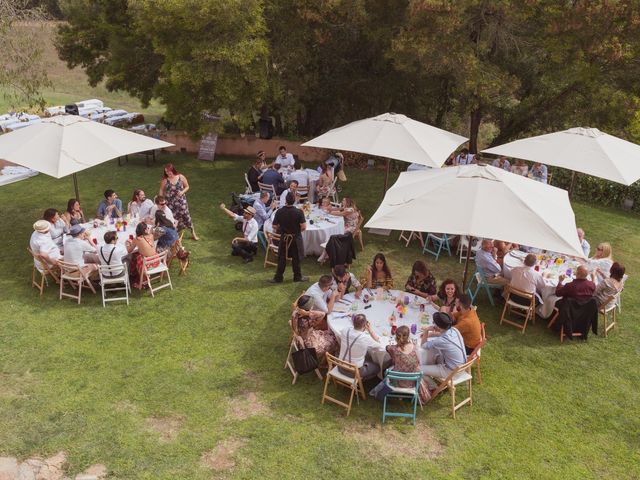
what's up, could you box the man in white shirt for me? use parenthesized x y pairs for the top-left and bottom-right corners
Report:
(305, 275), (340, 313)
(280, 180), (300, 205)
(337, 313), (381, 380)
(29, 220), (62, 272)
(330, 265), (363, 299)
(128, 189), (154, 220)
(455, 148), (475, 166)
(63, 224), (99, 279)
(275, 145), (295, 169)
(475, 239), (509, 286)
(98, 231), (130, 276)
(509, 253), (545, 297)
(219, 203), (259, 263)
(492, 156), (511, 171)
(150, 196), (177, 227)
(577, 227), (590, 257)
(531, 163), (548, 183)
(288, 161), (309, 187)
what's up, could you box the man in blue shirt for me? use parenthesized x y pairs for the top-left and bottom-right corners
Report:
(475, 239), (509, 286)
(252, 191), (276, 229)
(419, 312), (467, 388)
(96, 189), (123, 220)
(259, 163), (285, 194)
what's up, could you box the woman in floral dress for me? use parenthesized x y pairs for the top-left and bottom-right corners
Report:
(405, 260), (437, 301)
(386, 325), (431, 404)
(159, 163), (198, 240)
(329, 197), (359, 234)
(290, 296), (338, 363)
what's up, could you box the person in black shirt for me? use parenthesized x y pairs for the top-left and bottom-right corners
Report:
(269, 192), (308, 283)
(247, 151), (265, 192)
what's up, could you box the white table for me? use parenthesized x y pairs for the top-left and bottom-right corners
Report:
(81, 220), (139, 247)
(264, 206), (344, 256)
(502, 250), (581, 319)
(328, 290), (439, 375)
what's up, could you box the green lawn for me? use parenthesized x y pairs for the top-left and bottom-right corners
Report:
(0, 155), (639, 479)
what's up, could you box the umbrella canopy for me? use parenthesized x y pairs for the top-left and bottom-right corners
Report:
(482, 127), (640, 186)
(0, 114), (173, 178)
(365, 164), (585, 259)
(301, 113), (468, 168)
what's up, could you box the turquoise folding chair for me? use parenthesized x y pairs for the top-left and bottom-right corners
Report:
(257, 230), (268, 250)
(466, 264), (503, 306)
(381, 369), (422, 426)
(422, 233), (452, 261)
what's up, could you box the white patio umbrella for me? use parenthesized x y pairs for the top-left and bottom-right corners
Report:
(365, 164), (585, 286)
(0, 114), (174, 199)
(301, 112), (468, 191)
(482, 127), (640, 186)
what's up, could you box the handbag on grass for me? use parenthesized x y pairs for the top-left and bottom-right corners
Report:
(292, 347), (319, 374)
(370, 379), (393, 401)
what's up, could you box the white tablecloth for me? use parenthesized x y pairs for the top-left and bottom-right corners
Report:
(502, 251), (581, 318)
(328, 290), (439, 374)
(264, 206), (344, 256)
(81, 220), (139, 247)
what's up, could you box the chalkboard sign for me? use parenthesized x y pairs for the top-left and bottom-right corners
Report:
(198, 132), (218, 161)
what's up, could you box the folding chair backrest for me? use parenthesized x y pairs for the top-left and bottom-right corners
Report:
(99, 263), (127, 278)
(385, 369), (421, 393)
(58, 260), (82, 276)
(326, 353), (359, 378)
(143, 251), (168, 268)
(507, 286), (535, 306)
(258, 182), (276, 194)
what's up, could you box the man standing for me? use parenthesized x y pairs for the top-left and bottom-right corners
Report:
(97, 189), (123, 220)
(220, 204), (259, 263)
(275, 145), (295, 169)
(270, 192), (307, 283)
(127, 189), (154, 220)
(252, 191), (276, 230)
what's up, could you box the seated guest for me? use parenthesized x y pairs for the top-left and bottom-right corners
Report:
(405, 260), (437, 301)
(419, 312), (467, 388)
(444, 153), (455, 166)
(586, 242), (613, 281)
(555, 265), (596, 301)
(510, 253), (545, 298)
(129, 222), (158, 288)
(511, 159), (528, 176)
(150, 196), (177, 228)
(62, 198), (85, 226)
(279, 179), (300, 205)
(337, 313), (381, 380)
(99, 231), (130, 273)
(30, 220), (62, 271)
(154, 209), (179, 252)
(316, 162), (334, 198)
(492, 156), (511, 171)
(593, 262), (626, 311)
(364, 252), (393, 289)
(318, 196), (332, 213)
(494, 239), (518, 266)
(476, 239), (508, 285)
(577, 227), (590, 257)
(288, 160), (309, 187)
(63, 224), (99, 279)
(97, 189), (123, 220)
(331, 264), (362, 299)
(328, 197), (359, 234)
(247, 152), (265, 192)
(386, 325), (431, 405)
(259, 163), (286, 195)
(219, 203), (259, 263)
(451, 295), (481, 355)
(455, 148), (474, 165)
(275, 145), (295, 169)
(128, 189), (154, 220)
(437, 279), (461, 311)
(530, 162), (548, 183)
(253, 191), (276, 229)
(43, 208), (68, 249)
(290, 295), (338, 363)
(305, 275), (340, 313)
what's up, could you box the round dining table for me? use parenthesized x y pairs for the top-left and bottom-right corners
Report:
(80, 219), (140, 247)
(502, 250), (582, 318)
(263, 205), (344, 256)
(327, 290), (440, 376)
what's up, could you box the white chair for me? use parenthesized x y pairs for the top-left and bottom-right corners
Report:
(141, 251), (172, 297)
(28, 247), (59, 296)
(244, 173), (253, 194)
(258, 181), (276, 197)
(431, 357), (476, 419)
(458, 235), (481, 263)
(98, 263), (130, 307)
(398, 231), (425, 248)
(58, 260), (97, 304)
(329, 177), (339, 204)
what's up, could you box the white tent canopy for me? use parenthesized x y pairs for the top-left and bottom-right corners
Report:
(482, 127), (640, 186)
(301, 113), (468, 168)
(365, 164), (585, 259)
(0, 114), (173, 178)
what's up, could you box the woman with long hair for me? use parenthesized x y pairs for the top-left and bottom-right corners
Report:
(329, 197), (359, 234)
(43, 208), (67, 248)
(385, 325), (431, 404)
(290, 295), (338, 363)
(437, 279), (461, 311)
(129, 222), (158, 289)
(62, 198), (85, 226)
(159, 163), (198, 240)
(405, 260), (437, 300)
(364, 252), (393, 289)
(594, 262), (626, 311)
(316, 162), (334, 198)
(587, 242), (613, 281)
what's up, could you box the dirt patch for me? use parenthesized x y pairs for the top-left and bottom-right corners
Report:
(113, 400), (138, 414)
(201, 438), (247, 473)
(0, 371), (32, 399)
(344, 422), (444, 460)
(227, 391), (269, 421)
(145, 415), (185, 442)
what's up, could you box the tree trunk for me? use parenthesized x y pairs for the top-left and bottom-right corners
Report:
(469, 108), (482, 154)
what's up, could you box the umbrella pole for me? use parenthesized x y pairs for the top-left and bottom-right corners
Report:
(72, 173), (80, 202)
(568, 171), (577, 199)
(462, 235), (473, 290)
(383, 158), (390, 195)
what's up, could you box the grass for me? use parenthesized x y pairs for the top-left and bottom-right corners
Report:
(0, 154), (639, 479)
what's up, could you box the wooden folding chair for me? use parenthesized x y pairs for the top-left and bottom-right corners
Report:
(264, 232), (291, 268)
(599, 295), (618, 337)
(58, 260), (97, 304)
(285, 316), (323, 385)
(28, 247), (59, 296)
(431, 357), (476, 419)
(297, 185), (309, 202)
(500, 286), (536, 333)
(547, 306), (585, 342)
(167, 230), (189, 275)
(141, 251), (173, 297)
(258, 182), (276, 197)
(321, 353), (366, 416)
(468, 322), (487, 383)
(352, 212), (365, 252)
(398, 230), (424, 248)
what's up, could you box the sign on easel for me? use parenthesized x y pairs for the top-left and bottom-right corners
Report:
(198, 132), (218, 161)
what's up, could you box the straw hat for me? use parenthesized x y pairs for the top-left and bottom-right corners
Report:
(33, 220), (50, 233)
(243, 206), (256, 216)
